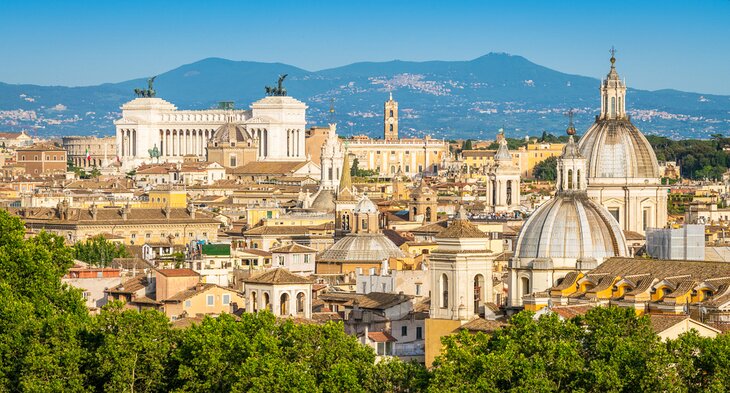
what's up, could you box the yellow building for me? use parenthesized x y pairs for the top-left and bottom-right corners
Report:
(145, 188), (188, 208)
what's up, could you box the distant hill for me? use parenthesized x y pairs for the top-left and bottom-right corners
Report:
(1, 53), (728, 140)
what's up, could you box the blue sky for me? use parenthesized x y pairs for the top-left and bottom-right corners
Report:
(1, 0), (729, 94)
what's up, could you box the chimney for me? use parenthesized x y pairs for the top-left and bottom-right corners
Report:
(90, 203), (98, 221)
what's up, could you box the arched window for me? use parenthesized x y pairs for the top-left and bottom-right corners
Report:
(280, 293), (290, 315)
(389, 124), (394, 132)
(521, 277), (530, 296)
(390, 166), (395, 174)
(328, 167), (333, 180)
(251, 291), (258, 312)
(474, 274), (485, 312)
(567, 169), (573, 189)
(611, 97), (616, 117)
(389, 109), (394, 117)
(425, 206), (432, 222)
(440, 274), (449, 309)
(296, 292), (305, 314)
(506, 180), (513, 205)
(361, 218), (368, 230)
(577, 169), (581, 189)
(412, 207), (418, 218)
(263, 292), (271, 311)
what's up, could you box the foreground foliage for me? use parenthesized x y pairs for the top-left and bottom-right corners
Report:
(2, 209), (730, 392)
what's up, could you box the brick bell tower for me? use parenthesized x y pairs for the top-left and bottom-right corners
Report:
(384, 92), (398, 141)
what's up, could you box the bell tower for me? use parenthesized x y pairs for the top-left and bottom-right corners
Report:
(384, 92), (398, 141)
(600, 47), (627, 120)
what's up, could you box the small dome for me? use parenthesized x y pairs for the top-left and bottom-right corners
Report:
(355, 196), (378, 214)
(516, 193), (628, 260)
(212, 123), (251, 144)
(318, 233), (405, 263)
(578, 119), (660, 179)
(310, 190), (335, 212)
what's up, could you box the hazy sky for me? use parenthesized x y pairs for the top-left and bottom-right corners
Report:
(1, 0), (729, 94)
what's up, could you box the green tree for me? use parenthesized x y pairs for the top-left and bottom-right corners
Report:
(533, 156), (558, 181)
(0, 209), (88, 391)
(73, 235), (131, 267)
(84, 303), (176, 393)
(462, 139), (473, 151)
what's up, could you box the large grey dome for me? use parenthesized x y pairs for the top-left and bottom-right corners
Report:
(318, 233), (405, 262)
(578, 119), (660, 179)
(516, 192), (628, 260)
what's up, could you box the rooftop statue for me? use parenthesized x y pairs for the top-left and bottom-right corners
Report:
(134, 76), (157, 98)
(265, 74), (288, 96)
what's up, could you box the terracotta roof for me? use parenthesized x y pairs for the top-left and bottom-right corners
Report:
(157, 268), (199, 277)
(382, 229), (410, 247)
(550, 305), (594, 319)
(436, 219), (488, 239)
(320, 291), (412, 310)
(243, 268), (313, 284)
(244, 225), (309, 236)
(648, 314), (694, 334)
(165, 283), (235, 302)
(367, 331), (397, 343)
(10, 206), (220, 225)
(229, 161), (307, 175)
(458, 318), (507, 333)
(270, 243), (317, 253)
(624, 230), (646, 241)
(411, 220), (448, 234)
(107, 276), (148, 294)
(239, 248), (272, 257)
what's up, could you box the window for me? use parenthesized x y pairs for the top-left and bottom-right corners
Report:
(207, 294), (214, 306)
(362, 282), (367, 293)
(389, 109), (394, 117)
(609, 208), (620, 223)
(229, 155), (237, 167)
(415, 284), (421, 296)
(145, 233), (151, 239)
(185, 300), (191, 308)
(416, 327), (423, 340)
(222, 294), (230, 305)
(440, 274), (449, 309)
(401, 326), (408, 337)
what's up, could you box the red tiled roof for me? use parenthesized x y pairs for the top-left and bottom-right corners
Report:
(368, 331), (397, 343)
(157, 268), (199, 277)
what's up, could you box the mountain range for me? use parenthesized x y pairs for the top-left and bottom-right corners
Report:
(1, 53), (729, 140)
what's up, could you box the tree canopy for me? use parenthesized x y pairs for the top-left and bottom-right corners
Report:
(533, 156), (558, 181)
(73, 234), (131, 267)
(3, 208), (730, 392)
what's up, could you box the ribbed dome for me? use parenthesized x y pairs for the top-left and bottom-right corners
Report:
(318, 233), (405, 262)
(516, 192), (628, 260)
(355, 196), (378, 214)
(212, 123), (251, 144)
(578, 119), (660, 179)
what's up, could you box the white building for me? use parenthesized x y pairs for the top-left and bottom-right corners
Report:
(429, 206), (496, 320)
(115, 93), (307, 170)
(243, 268), (313, 319)
(270, 243), (317, 275)
(646, 225), (705, 261)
